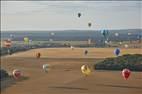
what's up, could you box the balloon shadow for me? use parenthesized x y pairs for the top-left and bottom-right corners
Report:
(97, 84), (142, 89)
(48, 86), (88, 91)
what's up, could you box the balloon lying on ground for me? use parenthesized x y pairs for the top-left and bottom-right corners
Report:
(43, 64), (50, 73)
(114, 48), (120, 56)
(70, 46), (74, 50)
(13, 69), (22, 79)
(36, 52), (41, 58)
(81, 65), (91, 76)
(121, 68), (131, 80)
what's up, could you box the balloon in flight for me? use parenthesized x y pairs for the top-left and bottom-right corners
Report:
(121, 68), (131, 80)
(78, 13), (81, 18)
(81, 65), (91, 76)
(43, 64), (50, 73)
(13, 69), (22, 79)
(88, 22), (92, 27)
(115, 33), (119, 37)
(114, 48), (120, 56)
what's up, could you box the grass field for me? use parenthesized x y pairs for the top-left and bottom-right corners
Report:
(1, 48), (142, 94)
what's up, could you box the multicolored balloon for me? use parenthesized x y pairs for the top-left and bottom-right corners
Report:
(114, 48), (120, 56)
(12, 69), (22, 79)
(81, 65), (91, 76)
(43, 64), (50, 73)
(121, 68), (131, 80)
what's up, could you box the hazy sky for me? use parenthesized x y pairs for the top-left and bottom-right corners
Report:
(1, 1), (142, 31)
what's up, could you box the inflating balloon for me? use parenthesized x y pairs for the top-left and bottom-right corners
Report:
(13, 69), (22, 79)
(122, 68), (131, 80)
(78, 13), (81, 18)
(36, 52), (41, 59)
(24, 37), (29, 44)
(43, 64), (50, 73)
(114, 48), (120, 56)
(81, 65), (91, 76)
(88, 22), (92, 27)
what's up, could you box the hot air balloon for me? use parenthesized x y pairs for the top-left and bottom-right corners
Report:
(88, 22), (92, 27)
(24, 37), (29, 44)
(121, 68), (131, 80)
(4, 39), (12, 48)
(13, 69), (22, 79)
(36, 52), (41, 59)
(101, 29), (109, 38)
(81, 65), (91, 76)
(115, 33), (119, 37)
(70, 46), (74, 50)
(78, 13), (81, 18)
(114, 48), (120, 56)
(84, 50), (88, 55)
(124, 44), (128, 48)
(43, 64), (50, 73)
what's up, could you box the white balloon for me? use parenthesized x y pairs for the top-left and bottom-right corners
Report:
(124, 44), (128, 48)
(115, 33), (119, 37)
(43, 64), (50, 72)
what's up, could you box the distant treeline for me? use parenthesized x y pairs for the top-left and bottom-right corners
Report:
(94, 54), (142, 71)
(1, 29), (141, 42)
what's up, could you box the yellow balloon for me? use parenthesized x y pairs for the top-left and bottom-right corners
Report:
(24, 37), (29, 44)
(81, 65), (91, 76)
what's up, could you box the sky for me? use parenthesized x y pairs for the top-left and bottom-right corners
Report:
(1, 1), (142, 31)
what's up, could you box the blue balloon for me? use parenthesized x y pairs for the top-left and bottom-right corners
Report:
(101, 29), (109, 37)
(114, 48), (120, 56)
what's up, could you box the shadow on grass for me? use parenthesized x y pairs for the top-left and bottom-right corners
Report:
(48, 86), (88, 91)
(97, 84), (142, 89)
(1, 76), (29, 91)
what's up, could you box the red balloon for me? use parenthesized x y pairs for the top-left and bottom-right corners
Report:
(13, 69), (22, 79)
(36, 52), (41, 59)
(121, 69), (131, 80)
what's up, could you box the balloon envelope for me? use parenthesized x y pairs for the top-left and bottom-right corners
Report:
(122, 69), (131, 80)
(88, 22), (92, 27)
(24, 37), (29, 44)
(13, 69), (22, 79)
(4, 39), (12, 48)
(114, 48), (120, 56)
(43, 64), (50, 72)
(81, 65), (91, 76)
(36, 52), (41, 58)
(101, 30), (109, 37)
(78, 13), (81, 18)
